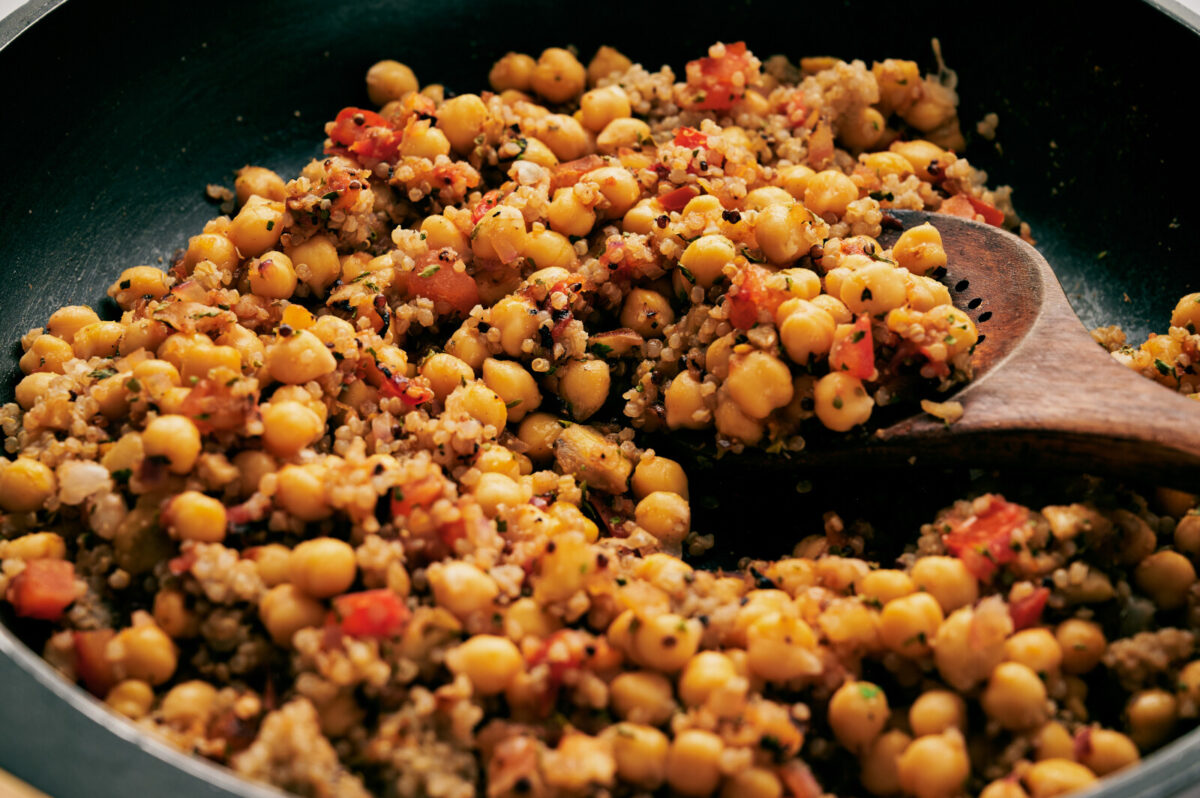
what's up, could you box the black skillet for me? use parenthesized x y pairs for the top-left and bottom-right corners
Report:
(1, 0), (1198, 795)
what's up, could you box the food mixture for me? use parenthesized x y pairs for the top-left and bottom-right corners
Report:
(2, 40), (1200, 798)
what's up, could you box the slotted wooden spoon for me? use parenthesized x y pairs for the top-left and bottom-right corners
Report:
(771, 209), (1200, 486)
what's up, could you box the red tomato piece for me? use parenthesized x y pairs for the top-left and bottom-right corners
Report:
(673, 127), (707, 149)
(358, 355), (435, 406)
(940, 194), (1004, 226)
(326, 106), (401, 162)
(728, 264), (788, 330)
(942, 495), (1028, 582)
(332, 590), (411, 639)
(391, 476), (445, 518)
(73, 629), (117, 697)
(407, 250), (480, 315)
(684, 41), (754, 111)
(657, 185), (699, 212)
(7, 559), (76, 621)
(1009, 587), (1050, 631)
(829, 314), (876, 379)
(471, 189), (504, 225)
(966, 195), (1005, 226)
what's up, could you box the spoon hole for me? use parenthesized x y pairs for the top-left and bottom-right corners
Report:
(954, 279), (970, 292)
(976, 333), (987, 344)
(967, 297), (983, 309)
(978, 311), (993, 322)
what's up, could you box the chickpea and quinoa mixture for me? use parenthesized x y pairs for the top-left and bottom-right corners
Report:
(2, 40), (1199, 798)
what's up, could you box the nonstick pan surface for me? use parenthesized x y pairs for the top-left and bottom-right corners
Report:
(0, 1), (1198, 796)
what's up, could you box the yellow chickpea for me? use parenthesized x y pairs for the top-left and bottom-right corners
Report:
(632, 455), (689, 500)
(857, 569), (916, 605)
(754, 201), (823, 265)
(889, 140), (949, 183)
(163, 491), (227, 543)
(775, 164), (817, 201)
(840, 262), (909, 316)
(233, 450), (275, 498)
(609, 670), (676, 725)
(632, 612), (702, 673)
(261, 400), (324, 457)
(547, 186), (597, 238)
(1056, 619), (1106, 674)
(633, 492), (690, 547)
(0, 457), (57, 513)
(5, 532), (66, 561)
(583, 166), (641, 218)
(142, 414), (202, 474)
(1126, 688), (1178, 750)
(829, 680), (890, 753)
(286, 234), (341, 294)
(556, 358), (611, 421)
(839, 106), (887, 150)
(259, 583), (326, 646)
(861, 730), (912, 797)
(472, 204), (528, 263)
(665, 729), (724, 797)
(725, 351), (795, 420)
(473, 472), (525, 517)
(805, 169), (859, 219)
(587, 45), (632, 86)
(608, 723), (669, 789)
(1134, 550), (1196, 610)
(893, 223), (948, 276)
(721, 769), (781, 798)
(428, 561), (500, 617)
(106, 679), (155, 719)
(227, 194), (285, 257)
(678, 651), (737, 707)
(1022, 760), (1097, 798)
(1078, 728), (1140, 776)
(274, 463), (331, 521)
(981, 662), (1048, 731)
(531, 47), (587, 103)
(813, 372), (874, 432)
(289, 537), (356, 599)
(516, 412), (564, 461)
(910, 556), (978, 613)
(661, 371), (707, 430)
(19, 333), (74, 374)
(778, 301), (837, 365)
(523, 228), (577, 271)
(896, 732), (970, 798)
(599, 118), (653, 155)
(909, 689), (966, 738)
(713, 398), (764, 445)
(234, 165), (287, 205)
(445, 634), (524, 695)
(536, 113), (589, 161)
(267, 329), (337, 385)
(1034, 721), (1076, 761)
(746, 612), (819, 682)
(489, 52), (536, 92)
(746, 186), (796, 210)
(446, 382), (508, 431)
(14, 371), (55, 410)
(1171, 293), (1200, 331)
(1004, 628), (1064, 676)
(420, 353), (474, 402)
(488, 295), (539, 359)
(480, 358), (541, 422)
(48, 305), (101, 342)
(679, 234), (736, 288)
(109, 621), (177, 685)
(879, 592), (942, 657)
(107, 265), (171, 309)
(437, 94), (490, 154)
(621, 288), (674, 338)
(366, 59), (417, 105)
(580, 85), (631, 132)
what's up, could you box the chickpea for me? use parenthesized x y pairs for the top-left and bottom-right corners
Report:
(632, 455), (688, 500)
(1134, 550), (1196, 609)
(516, 413), (564, 461)
(473, 472), (525, 517)
(1034, 721), (1076, 761)
(163, 491), (227, 543)
(896, 732), (970, 798)
(523, 228), (577, 271)
(482, 358), (541, 422)
(861, 730), (912, 797)
(438, 94), (489, 153)
(161, 680), (218, 727)
(746, 611), (819, 682)
(981, 662), (1048, 731)
(813, 372), (873, 432)
(472, 204), (527, 263)
(1171, 293), (1200, 331)
(531, 47), (587, 103)
(1078, 727), (1140, 776)
(446, 634), (524, 695)
(775, 164), (817, 201)
(14, 371), (55, 410)
(812, 293), (853, 324)
(678, 651), (737, 707)
(259, 583), (326, 646)
(266, 328), (337, 385)
(274, 463), (331, 521)
(829, 680), (890, 753)
(446, 382), (508, 431)
(106, 679), (155, 719)
(805, 170), (859, 219)
(608, 723), (669, 789)
(0, 457), (57, 512)
(5, 532), (66, 561)
(631, 612), (702, 673)
(366, 59), (417, 105)
(421, 214), (469, 255)
(227, 194), (284, 257)
(419, 353), (473, 402)
(1127, 688), (1178, 750)
(714, 399), (765, 445)
(107, 265), (171, 309)
(261, 400), (324, 457)
(1055, 619), (1106, 674)
(1004, 629), (1064, 675)
(840, 262), (908, 315)
(428, 561), (500, 618)
(664, 371), (710, 430)
(839, 105), (886, 150)
(721, 769), (782, 798)
(725, 351), (794, 420)
(745, 186), (795, 210)
(488, 295), (540, 357)
(910, 556), (978, 613)
(489, 52), (536, 92)
(679, 234), (736, 288)
(48, 305), (101, 342)
(621, 288), (674, 338)
(755, 201), (823, 265)
(857, 569), (916, 605)
(233, 450), (275, 498)
(517, 136), (559, 168)
(547, 186), (597, 237)
(587, 45), (632, 86)
(286, 233), (341, 294)
(665, 729), (724, 797)
(778, 301), (836, 365)
(599, 117), (652, 155)
(536, 113), (589, 161)
(893, 223), (948, 276)
(1022, 760), (1097, 798)
(556, 358), (611, 421)
(19, 333), (73, 374)
(580, 85), (631, 132)
(889, 140), (949, 183)
(234, 165), (287, 205)
(879, 592), (942, 657)
(289, 537), (356, 599)
(609, 670), (676, 725)
(907, 690), (966, 738)
(110, 621), (177, 685)
(142, 414), (201, 474)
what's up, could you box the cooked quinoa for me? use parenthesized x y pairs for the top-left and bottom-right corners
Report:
(2, 40), (1200, 798)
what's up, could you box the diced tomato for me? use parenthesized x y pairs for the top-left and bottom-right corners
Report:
(407, 250), (480, 315)
(73, 629), (116, 697)
(673, 127), (707, 149)
(7, 559), (77, 622)
(942, 495), (1028, 582)
(391, 475), (445, 518)
(940, 194), (1004, 226)
(326, 106), (403, 162)
(471, 189), (505, 225)
(684, 41), (756, 111)
(358, 354), (435, 406)
(806, 117), (834, 169)
(168, 550), (197, 576)
(657, 185), (699, 212)
(728, 264), (788, 330)
(829, 314), (876, 379)
(331, 590), (411, 639)
(1009, 587), (1050, 631)
(550, 154), (606, 191)
(778, 761), (823, 798)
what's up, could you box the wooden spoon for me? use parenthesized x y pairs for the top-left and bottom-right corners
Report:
(757, 209), (1200, 486)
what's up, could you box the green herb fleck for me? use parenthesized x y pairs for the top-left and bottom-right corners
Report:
(124, 377), (142, 392)
(857, 683), (881, 700)
(505, 399), (523, 409)
(88, 367), (118, 381)
(1155, 359), (1172, 375)
(678, 265), (697, 284)
(832, 396), (843, 409)
(419, 264), (441, 278)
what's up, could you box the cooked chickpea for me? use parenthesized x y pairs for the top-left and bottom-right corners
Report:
(489, 52), (535, 92)
(599, 117), (652, 154)
(889, 139), (948, 182)
(110, 622), (177, 685)
(421, 214), (470, 255)
(366, 59), (417, 105)
(1127, 688), (1178, 750)
(285, 233), (341, 294)
(547, 186), (597, 237)
(266, 329), (337, 385)
(580, 85), (631, 132)
(755, 201), (823, 265)
(429, 561), (500, 617)
(1034, 721), (1075, 761)
(1078, 728), (1140, 776)
(813, 372), (873, 432)
(274, 463), (331, 521)
(829, 680), (890, 753)
(893, 223), (948, 276)
(896, 732), (970, 798)
(812, 293), (853, 324)
(289, 537), (356, 598)
(621, 288), (674, 338)
(228, 195), (285, 257)
(437, 94), (489, 153)
(634, 492), (690, 547)
(721, 768), (781, 798)
(472, 204), (527, 263)
(857, 569), (916, 605)
(1004, 628), (1064, 675)
(633, 612), (701, 672)
(142, 414), (202, 474)
(839, 105), (886, 150)
(259, 583), (326, 646)
(725, 351), (794, 420)
(1055, 619), (1106, 674)
(1134, 550), (1196, 610)
(1023, 760), (1097, 798)
(446, 381), (508, 431)
(879, 592), (942, 657)
(445, 634), (524, 695)
(774, 164), (816, 201)
(840, 262), (908, 315)
(678, 651), (737, 707)
(664, 371), (709, 430)
(861, 730), (912, 797)
(481, 358), (541, 422)
(587, 45), (632, 86)
(632, 455), (688, 500)
(679, 234), (736, 288)
(488, 295), (540, 357)
(805, 169), (859, 219)
(556, 358), (611, 421)
(981, 662), (1048, 731)
(108, 265), (171, 309)
(537, 113), (589, 161)
(609, 723), (669, 789)
(420, 353), (474, 402)
(531, 47), (587, 103)
(233, 450), (275, 498)
(0, 457), (57, 513)
(779, 301), (836, 365)
(5, 532), (66, 561)
(261, 400), (324, 457)
(609, 670), (676, 725)
(713, 398), (764, 445)
(1171, 292), (1200, 331)
(14, 371), (55, 410)
(746, 612), (819, 682)
(745, 186), (795, 210)
(516, 412), (563, 461)
(473, 472), (525, 517)
(47, 305), (100, 342)
(665, 729), (724, 797)
(69, 321), (120, 359)
(163, 491), (227, 543)
(523, 228), (577, 271)
(910, 556), (978, 613)
(909, 689), (966, 737)
(19, 333), (74, 374)
(234, 165), (287, 205)
(106, 679), (155, 719)
(161, 680), (218, 727)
